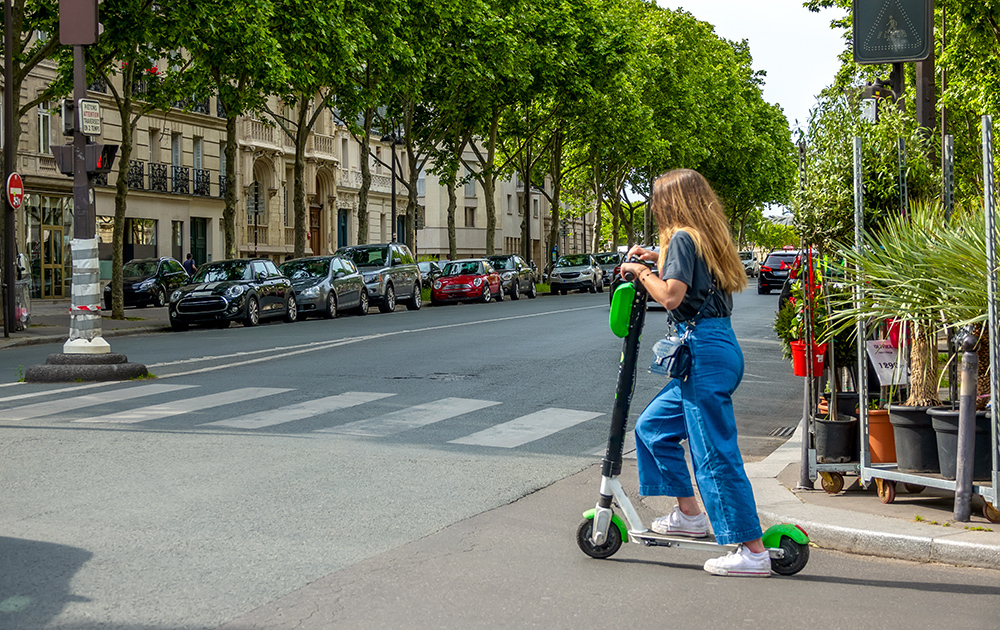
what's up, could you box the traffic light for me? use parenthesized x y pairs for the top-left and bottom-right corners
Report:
(86, 143), (118, 174)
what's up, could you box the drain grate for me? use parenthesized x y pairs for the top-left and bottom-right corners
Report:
(769, 426), (797, 437)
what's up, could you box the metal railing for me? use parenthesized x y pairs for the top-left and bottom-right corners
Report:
(172, 166), (190, 194)
(194, 169), (211, 196)
(127, 160), (145, 189)
(149, 163), (168, 192)
(219, 175), (228, 198)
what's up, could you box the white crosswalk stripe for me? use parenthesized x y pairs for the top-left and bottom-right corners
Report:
(1, 384), (197, 422)
(449, 408), (604, 448)
(315, 397), (501, 437)
(202, 391), (397, 429)
(73, 387), (291, 424)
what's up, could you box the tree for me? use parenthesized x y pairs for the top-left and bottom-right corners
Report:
(182, 0), (286, 260)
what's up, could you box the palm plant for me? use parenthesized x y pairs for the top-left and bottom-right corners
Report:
(832, 199), (991, 407)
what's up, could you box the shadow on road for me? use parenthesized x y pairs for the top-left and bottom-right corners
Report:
(0, 536), (91, 629)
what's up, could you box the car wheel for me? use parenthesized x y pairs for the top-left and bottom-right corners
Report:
(560, 289), (567, 295)
(527, 283), (536, 299)
(495, 283), (503, 302)
(550, 286), (557, 295)
(589, 284), (597, 293)
(597, 281), (604, 293)
(284, 295), (298, 322)
(152, 287), (166, 307)
(481, 285), (492, 303)
(510, 282), (520, 300)
(169, 317), (188, 332)
(378, 284), (396, 313)
(243, 295), (260, 327)
(406, 283), (422, 310)
(356, 290), (369, 315)
(325, 292), (337, 319)
(757, 286), (769, 295)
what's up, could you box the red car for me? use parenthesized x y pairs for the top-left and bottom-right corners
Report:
(431, 259), (503, 305)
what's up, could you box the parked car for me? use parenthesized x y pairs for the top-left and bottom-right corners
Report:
(607, 248), (658, 305)
(485, 254), (537, 299)
(592, 251), (623, 287)
(431, 259), (503, 304)
(335, 243), (422, 313)
(278, 255), (368, 318)
(168, 258), (297, 330)
(548, 254), (604, 294)
(104, 257), (187, 309)
(417, 260), (444, 289)
(739, 251), (760, 277)
(758, 249), (800, 295)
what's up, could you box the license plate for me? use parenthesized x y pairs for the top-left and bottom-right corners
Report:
(774, 271), (788, 278)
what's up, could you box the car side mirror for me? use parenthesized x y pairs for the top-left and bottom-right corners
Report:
(256, 271), (267, 281)
(392, 258), (402, 266)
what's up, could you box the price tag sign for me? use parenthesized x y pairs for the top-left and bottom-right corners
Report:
(866, 339), (909, 386)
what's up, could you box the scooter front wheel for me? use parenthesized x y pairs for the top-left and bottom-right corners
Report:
(770, 536), (810, 576)
(576, 518), (622, 559)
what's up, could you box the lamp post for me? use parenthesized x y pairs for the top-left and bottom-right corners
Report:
(380, 132), (404, 244)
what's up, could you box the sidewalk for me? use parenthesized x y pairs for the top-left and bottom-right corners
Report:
(742, 428), (1000, 570)
(0, 299), (170, 350)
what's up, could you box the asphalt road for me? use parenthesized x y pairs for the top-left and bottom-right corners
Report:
(7, 281), (992, 629)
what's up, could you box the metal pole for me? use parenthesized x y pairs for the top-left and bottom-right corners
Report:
(3, 0), (16, 337)
(853, 137), (871, 477)
(797, 139), (812, 489)
(983, 114), (1000, 508)
(954, 329), (977, 521)
(390, 138), (396, 243)
(898, 138), (908, 217)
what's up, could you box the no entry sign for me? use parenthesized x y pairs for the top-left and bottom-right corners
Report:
(6, 173), (24, 210)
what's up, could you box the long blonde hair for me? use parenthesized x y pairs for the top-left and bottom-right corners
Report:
(652, 169), (747, 293)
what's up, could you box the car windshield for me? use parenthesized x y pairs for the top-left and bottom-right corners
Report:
(191, 261), (251, 283)
(341, 246), (389, 267)
(417, 261), (436, 272)
(442, 261), (482, 276)
(123, 261), (158, 277)
(487, 257), (514, 269)
(280, 259), (328, 280)
(764, 254), (796, 268)
(593, 253), (620, 265)
(556, 255), (590, 267)
(739, 252), (753, 261)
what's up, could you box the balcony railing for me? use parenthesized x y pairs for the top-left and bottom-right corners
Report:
(172, 166), (190, 194)
(339, 168), (362, 189)
(246, 119), (276, 146)
(308, 133), (336, 159)
(217, 100), (227, 119)
(194, 169), (210, 196)
(88, 78), (107, 93)
(219, 174), (228, 198)
(93, 172), (108, 186)
(149, 163), (168, 192)
(127, 161), (145, 189)
(191, 99), (210, 115)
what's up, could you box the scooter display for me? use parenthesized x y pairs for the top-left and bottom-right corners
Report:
(576, 265), (811, 576)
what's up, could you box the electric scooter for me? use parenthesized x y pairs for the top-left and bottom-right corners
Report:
(576, 265), (811, 575)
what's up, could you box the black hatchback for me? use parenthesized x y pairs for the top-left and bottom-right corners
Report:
(104, 257), (188, 309)
(758, 250), (799, 295)
(168, 258), (297, 330)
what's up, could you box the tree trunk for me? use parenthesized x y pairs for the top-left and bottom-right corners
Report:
(357, 108), (374, 245)
(293, 98), (309, 258)
(446, 177), (457, 259)
(546, 129), (563, 262)
(591, 163), (604, 252)
(905, 321), (941, 406)
(482, 115), (499, 256)
(110, 64), (139, 321)
(224, 115), (238, 259)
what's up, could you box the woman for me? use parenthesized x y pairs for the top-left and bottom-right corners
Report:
(619, 169), (768, 577)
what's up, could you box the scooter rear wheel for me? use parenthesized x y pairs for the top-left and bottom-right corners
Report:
(770, 536), (810, 576)
(576, 518), (622, 559)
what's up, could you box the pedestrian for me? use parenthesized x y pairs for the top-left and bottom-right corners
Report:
(618, 169), (768, 577)
(182, 253), (197, 276)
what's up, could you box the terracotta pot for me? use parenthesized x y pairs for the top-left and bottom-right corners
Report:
(867, 409), (895, 464)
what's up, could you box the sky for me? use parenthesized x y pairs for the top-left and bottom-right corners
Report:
(658, 0), (847, 136)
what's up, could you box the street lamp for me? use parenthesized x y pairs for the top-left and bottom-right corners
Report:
(380, 132), (404, 243)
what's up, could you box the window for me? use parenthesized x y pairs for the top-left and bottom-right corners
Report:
(283, 184), (290, 227)
(375, 146), (382, 174)
(37, 102), (51, 154)
(128, 218), (157, 246)
(533, 198), (539, 218)
(247, 181), (263, 223)
(219, 141), (227, 177)
(171, 133), (182, 167)
(465, 207), (476, 228)
(341, 139), (350, 169)
(149, 129), (161, 162)
(417, 168), (425, 197)
(464, 167), (476, 198)
(193, 137), (203, 170)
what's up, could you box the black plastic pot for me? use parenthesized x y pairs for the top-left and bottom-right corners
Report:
(927, 407), (992, 481)
(816, 415), (857, 463)
(888, 405), (940, 473)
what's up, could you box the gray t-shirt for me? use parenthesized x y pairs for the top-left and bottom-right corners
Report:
(661, 230), (732, 322)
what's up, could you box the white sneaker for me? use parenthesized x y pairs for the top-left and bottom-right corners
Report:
(703, 544), (771, 577)
(650, 506), (709, 538)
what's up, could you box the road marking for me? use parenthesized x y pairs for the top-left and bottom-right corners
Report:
(1, 384), (197, 422)
(449, 408), (603, 448)
(73, 387), (291, 424)
(0, 381), (116, 404)
(202, 391), (396, 429)
(316, 397), (501, 437)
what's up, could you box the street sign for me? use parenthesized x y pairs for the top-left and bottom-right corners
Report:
(78, 98), (102, 136)
(6, 172), (24, 210)
(853, 0), (933, 65)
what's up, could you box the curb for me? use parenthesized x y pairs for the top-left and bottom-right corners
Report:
(0, 325), (168, 350)
(750, 428), (1000, 570)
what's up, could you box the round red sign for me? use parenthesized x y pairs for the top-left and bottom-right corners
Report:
(6, 172), (24, 210)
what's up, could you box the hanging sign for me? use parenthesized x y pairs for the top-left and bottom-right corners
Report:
(866, 339), (910, 386)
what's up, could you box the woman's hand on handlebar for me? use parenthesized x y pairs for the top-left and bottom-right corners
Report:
(620, 262), (650, 282)
(626, 245), (657, 262)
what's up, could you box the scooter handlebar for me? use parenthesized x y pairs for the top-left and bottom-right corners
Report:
(621, 255), (645, 282)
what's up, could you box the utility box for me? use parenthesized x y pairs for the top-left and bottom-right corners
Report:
(59, 0), (99, 46)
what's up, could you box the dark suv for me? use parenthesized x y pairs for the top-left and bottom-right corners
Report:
(486, 254), (537, 299)
(105, 257), (188, 309)
(758, 249), (800, 295)
(336, 243), (422, 313)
